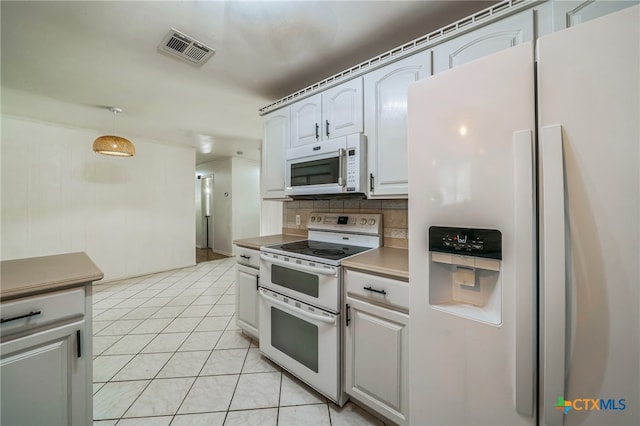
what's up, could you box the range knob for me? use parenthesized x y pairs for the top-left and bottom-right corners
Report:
(310, 216), (316, 222)
(360, 218), (367, 225)
(368, 219), (376, 225)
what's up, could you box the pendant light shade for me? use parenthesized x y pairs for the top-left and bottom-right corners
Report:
(93, 107), (135, 157)
(93, 135), (136, 156)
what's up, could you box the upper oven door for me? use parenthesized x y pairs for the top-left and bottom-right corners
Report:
(259, 253), (340, 313)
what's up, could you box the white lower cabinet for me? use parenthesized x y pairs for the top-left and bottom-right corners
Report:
(235, 247), (260, 340)
(1, 287), (91, 426)
(344, 270), (409, 425)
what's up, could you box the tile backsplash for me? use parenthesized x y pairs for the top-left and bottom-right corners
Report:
(282, 199), (408, 249)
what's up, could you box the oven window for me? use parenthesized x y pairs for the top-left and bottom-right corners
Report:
(271, 265), (319, 297)
(271, 307), (319, 373)
(291, 157), (339, 186)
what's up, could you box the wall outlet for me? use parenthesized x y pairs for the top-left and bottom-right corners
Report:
(295, 215), (301, 226)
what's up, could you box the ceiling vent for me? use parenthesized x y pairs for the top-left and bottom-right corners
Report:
(158, 29), (215, 66)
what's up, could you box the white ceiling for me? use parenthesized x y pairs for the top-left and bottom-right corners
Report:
(1, 0), (496, 166)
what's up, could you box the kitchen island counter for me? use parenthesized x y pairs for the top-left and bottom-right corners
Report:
(342, 247), (408, 281)
(0, 252), (103, 301)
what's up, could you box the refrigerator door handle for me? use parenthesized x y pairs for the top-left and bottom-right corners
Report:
(540, 124), (566, 426)
(513, 129), (535, 417)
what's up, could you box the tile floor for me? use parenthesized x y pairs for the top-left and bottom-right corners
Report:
(92, 257), (387, 425)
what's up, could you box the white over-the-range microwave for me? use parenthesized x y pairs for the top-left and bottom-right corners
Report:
(285, 133), (367, 197)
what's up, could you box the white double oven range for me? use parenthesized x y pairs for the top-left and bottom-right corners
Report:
(258, 212), (382, 405)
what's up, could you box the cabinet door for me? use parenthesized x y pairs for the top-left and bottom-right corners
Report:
(290, 94), (322, 147)
(364, 52), (430, 198)
(262, 108), (290, 199)
(551, 0), (637, 30)
(236, 263), (259, 340)
(432, 10), (533, 74)
(322, 78), (363, 139)
(1, 321), (87, 426)
(344, 296), (409, 425)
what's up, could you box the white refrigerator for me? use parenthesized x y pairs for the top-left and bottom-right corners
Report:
(407, 5), (638, 426)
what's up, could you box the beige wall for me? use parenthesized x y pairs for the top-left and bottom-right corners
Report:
(282, 199), (408, 249)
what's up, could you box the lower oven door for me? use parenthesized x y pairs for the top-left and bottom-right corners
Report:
(258, 288), (340, 403)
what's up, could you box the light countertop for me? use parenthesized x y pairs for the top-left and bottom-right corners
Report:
(342, 247), (409, 281)
(233, 234), (306, 251)
(1, 252), (104, 301)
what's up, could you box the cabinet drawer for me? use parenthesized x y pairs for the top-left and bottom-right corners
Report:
(235, 247), (260, 268)
(344, 269), (409, 311)
(1, 288), (85, 338)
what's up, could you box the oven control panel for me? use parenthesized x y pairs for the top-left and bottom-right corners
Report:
(308, 212), (382, 235)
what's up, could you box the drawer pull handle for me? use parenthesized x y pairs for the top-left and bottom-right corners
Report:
(363, 286), (387, 295)
(1, 310), (42, 324)
(240, 255), (251, 260)
(76, 330), (82, 358)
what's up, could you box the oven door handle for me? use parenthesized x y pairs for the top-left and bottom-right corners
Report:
(260, 289), (337, 325)
(260, 254), (337, 276)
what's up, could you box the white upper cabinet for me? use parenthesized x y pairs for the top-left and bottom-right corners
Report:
(551, 0), (637, 30)
(432, 10), (534, 74)
(322, 78), (364, 139)
(364, 51), (431, 198)
(261, 108), (290, 199)
(290, 94), (322, 147)
(290, 78), (363, 147)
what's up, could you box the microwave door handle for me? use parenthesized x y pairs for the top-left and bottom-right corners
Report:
(260, 254), (337, 276)
(338, 148), (346, 187)
(260, 289), (336, 325)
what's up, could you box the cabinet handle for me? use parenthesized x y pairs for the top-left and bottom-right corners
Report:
(76, 330), (82, 358)
(364, 286), (387, 295)
(256, 275), (260, 291)
(346, 304), (351, 327)
(0, 310), (42, 324)
(315, 123), (319, 140)
(370, 173), (374, 192)
(240, 255), (251, 260)
(326, 120), (330, 137)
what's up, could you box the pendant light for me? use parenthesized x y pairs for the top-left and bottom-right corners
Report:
(93, 107), (136, 157)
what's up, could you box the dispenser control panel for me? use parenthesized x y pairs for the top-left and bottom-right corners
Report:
(429, 226), (502, 260)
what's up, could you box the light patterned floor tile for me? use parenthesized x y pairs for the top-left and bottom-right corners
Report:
(280, 371), (326, 406)
(178, 331), (222, 351)
(194, 316), (230, 332)
(121, 307), (161, 320)
(207, 304), (236, 316)
(170, 412), (226, 426)
(229, 372), (281, 410)
(156, 351), (210, 378)
(224, 408), (278, 426)
(115, 416), (172, 426)
(129, 318), (172, 334)
(93, 380), (149, 420)
(97, 320), (143, 336)
(141, 333), (189, 353)
(178, 305), (211, 318)
(150, 306), (187, 319)
(93, 354), (134, 382)
(178, 375), (239, 414)
(162, 317), (202, 333)
(214, 330), (251, 349)
(241, 348), (280, 374)
(278, 404), (331, 426)
(124, 377), (194, 417)
(93, 335), (122, 356)
(200, 349), (247, 376)
(94, 308), (133, 321)
(103, 334), (156, 355)
(112, 353), (172, 381)
(329, 401), (385, 426)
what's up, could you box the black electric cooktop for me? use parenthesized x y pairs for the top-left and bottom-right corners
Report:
(265, 240), (372, 262)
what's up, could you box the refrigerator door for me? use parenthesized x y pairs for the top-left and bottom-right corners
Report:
(538, 5), (639, 426)
(408, 42), (536, 425)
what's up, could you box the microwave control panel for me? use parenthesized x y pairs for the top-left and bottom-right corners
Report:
(429, 226), (502, 260)
(345, 148), (360, 192)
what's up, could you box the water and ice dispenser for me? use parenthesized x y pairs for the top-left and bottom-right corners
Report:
(428, 226), (502, 325)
